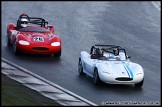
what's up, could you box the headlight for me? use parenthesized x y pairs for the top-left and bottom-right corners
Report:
(51, 42), (60, 46)
(18, 40), (29, 45)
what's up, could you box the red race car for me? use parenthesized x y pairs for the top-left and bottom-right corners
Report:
(7, 13), (61, 57)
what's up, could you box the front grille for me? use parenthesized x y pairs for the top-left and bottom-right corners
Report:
(32, 47), (49, 51)
(115, 77), (133, 81)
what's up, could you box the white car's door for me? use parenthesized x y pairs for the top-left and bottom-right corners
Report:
(82, 58), (88, 72)
(83, 57), (96, 77)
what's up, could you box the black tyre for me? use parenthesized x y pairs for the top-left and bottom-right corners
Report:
(78, 58), (85, 75)
(54, 49), (61, 57)
(135, 78), (144, 87)
(93, 68), (101, 85)
(7, 37), (11, 47)
(13, 40), (20, 55)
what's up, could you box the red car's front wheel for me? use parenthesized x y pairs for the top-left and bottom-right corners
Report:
(54, 49), (61, 57)
(7, 37), (11, 47)
(13, 40), (20, 55)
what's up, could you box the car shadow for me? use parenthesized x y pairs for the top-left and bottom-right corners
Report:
(6, 45), (61, 62)
(77, 74), (143, 92)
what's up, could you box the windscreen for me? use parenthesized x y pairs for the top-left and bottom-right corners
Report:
(18, 26), (50, 33)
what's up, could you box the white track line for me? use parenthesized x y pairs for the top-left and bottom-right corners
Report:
(2, 57), (97, 106)
(152, 1), (161, 11)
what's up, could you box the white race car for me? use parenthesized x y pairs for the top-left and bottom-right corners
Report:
(78, 45), (144, 87)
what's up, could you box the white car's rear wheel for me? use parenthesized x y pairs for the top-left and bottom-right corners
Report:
(93, 68), (101, 85)
(78, 58), (85, 75)
(135, 78), (144, 87)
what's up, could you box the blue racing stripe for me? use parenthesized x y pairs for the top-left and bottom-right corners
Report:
(122, 62), (134, 78)
(123, 64), (130, 78)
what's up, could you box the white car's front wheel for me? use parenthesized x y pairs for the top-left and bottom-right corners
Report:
(135, 78), (144, 87)
(93, 68), (101, 85)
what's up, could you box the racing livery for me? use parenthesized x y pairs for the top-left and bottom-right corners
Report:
(7, 13), (61, 57)
(78, 45), (144, 87)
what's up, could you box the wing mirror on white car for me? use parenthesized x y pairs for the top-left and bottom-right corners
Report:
(127, 56), (131, 58)
(91, 54), (97, 59)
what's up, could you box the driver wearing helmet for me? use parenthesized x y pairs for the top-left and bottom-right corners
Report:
(96, 48), (107, 60)
(20, 18), (28, 28)
(17, 13), (29, 29)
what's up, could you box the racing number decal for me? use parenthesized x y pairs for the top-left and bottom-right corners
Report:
(34, 37), (44, 42)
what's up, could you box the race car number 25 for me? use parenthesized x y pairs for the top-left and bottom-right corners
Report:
(34, 37), (44, 42)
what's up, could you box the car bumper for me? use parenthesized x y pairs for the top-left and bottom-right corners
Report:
(17, 43), (61, 54)
(99, 72), (144, 85)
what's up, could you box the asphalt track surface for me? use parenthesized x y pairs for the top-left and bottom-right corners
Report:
(2, 1), (161, 105)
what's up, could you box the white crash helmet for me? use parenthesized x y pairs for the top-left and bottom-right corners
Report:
(20, 18), (28, 28)
(119, 52), (126, 60)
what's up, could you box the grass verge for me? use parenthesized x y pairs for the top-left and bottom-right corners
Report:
(1, 74), (61, 106)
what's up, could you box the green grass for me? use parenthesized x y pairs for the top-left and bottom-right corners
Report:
(1, 74), (61, 106)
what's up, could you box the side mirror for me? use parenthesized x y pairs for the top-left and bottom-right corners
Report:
(48, 25), (53, 28)
(91, 54), (97, 59)
(48, 25), (55, 33)
(127, 56), (131, 58)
